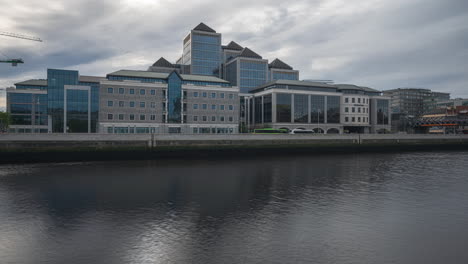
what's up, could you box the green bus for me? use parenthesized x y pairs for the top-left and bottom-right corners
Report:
(253, 128), (289, 134)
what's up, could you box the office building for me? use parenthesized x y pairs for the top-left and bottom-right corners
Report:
(245, 81), (391, 134)
(6, 70), (104, 133)
(99, 70), (239, 134)
(383, 88), (450, 132)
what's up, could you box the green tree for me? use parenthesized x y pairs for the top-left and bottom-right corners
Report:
(0, 111), (11, 132)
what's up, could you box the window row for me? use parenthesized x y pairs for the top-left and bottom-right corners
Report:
(344, 107), (369, 113)
(192, 104), (234, 110)
(344, 116), (369, 123)
(107, 101), (158, 109)
(344, 97), (369, 104)
(107, 87), (164, 96)
(107, 113), (157, 121)
(192, 116), (234, 122)
(192, 91), (235, 99)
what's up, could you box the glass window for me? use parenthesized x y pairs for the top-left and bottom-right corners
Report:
(130, 101), (135, 107)
(107, 101), (113, 107)
(229, 116), (233, 122)
(220, 93), (225, 98)
(108, 114), (113, 120)
(119, 114), (124, 120)
(352, 107), (355, 113)
(345, 117), (349, 122)
(140, 114), (145, 120)
(294, 94), (308, 123)
(277, 93), (292, 123)
(345, 107), (349, 112)
(140, 89), (145, 95)
(358, 107), (361, 113)
(162, 90), (166, 97)
(352, 117), (355, 122)
(108, 87), (113, 93)
(193, 116), (198, 121)
(326, 96), (340, 124)
(358, 98), (361, 103)
(228, 105), (233, 110)
(119, 88), (124, 94)
(220, 105), (225, 110)
(194, 104), (198, 109)
(140, 102), (145, 108)
(202, 116), (207, 121)
(220, 116), (225, 122)
(310, 95), (325, 123)
(358, 117), (361, 122)
(211, 104), (216, 110)
(229, 94), (233, 99)
(151, 89), (156, 95)
(352, 98), (355, 103)
(202, 104), (207, 110)
(203, 92), (207, 97)
(119, 101), (124, 107)
(151, 102), (156, 108)
(130, 114), (135, 120)
(150, 115), (155, 121)
(263, 94), (272, 123)
(211, 116), (216, 121)
(345, 98), (348, 103)
(211, 92), (216, 98)
(130, 88), (135, 94)
(193, 91), (199, 97)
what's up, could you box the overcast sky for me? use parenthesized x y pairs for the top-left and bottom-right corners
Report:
(1, 0), (467, 110)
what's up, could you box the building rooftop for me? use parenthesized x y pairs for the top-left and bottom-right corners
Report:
(335, 84), (380, 93)
(238, 47), (263, 59)
(14, 79), (47, 86)
(107, 70), (229, 84)
(152, 57), (174, 68)
(269, 58), (293, 70)
(79, 76), (107, 83)
(251, 79), (338, 93)
(223, 41), (243, 51)
(193, 22), (216, 33)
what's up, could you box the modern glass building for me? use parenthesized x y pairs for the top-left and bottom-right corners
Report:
(182, 23), (222, 77)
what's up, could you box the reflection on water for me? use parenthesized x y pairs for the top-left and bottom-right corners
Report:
(1, 152), (468, 264)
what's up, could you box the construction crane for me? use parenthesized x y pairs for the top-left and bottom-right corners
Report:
(0, 31), (42, 66)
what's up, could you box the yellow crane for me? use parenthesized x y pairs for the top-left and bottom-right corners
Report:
(0, 31), (42, 66)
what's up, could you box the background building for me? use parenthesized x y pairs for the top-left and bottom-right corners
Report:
(383, 88), (450, 132)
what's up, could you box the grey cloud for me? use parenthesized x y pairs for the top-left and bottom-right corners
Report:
(1, 0), (468, 111)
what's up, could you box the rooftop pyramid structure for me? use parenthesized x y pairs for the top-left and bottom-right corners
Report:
(193, 22), (216, 33)
(152, 57), (175, 68)
(224, 41), (243, 51)
(269, 58), (293, 70)
(238, 47), (262, 59)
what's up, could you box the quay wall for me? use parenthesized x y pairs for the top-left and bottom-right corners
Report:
(1, 134), (467, 163)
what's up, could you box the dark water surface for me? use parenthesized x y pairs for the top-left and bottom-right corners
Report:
(1, 151), (468, 264)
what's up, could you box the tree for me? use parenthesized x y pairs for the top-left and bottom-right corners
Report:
(0, 111), (11, 132)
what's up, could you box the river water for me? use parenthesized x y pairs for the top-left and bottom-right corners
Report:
(1, 151), (468, 264)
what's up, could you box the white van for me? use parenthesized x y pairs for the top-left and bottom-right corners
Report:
(290, 128), (315, 134)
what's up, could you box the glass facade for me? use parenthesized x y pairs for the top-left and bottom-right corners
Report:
(225, 62), (237, 86)
(272, 71), (298, 81)
(239, 60), (267, 93)
(47, 69), (79, 133)
(254, 97), (262, 123)
(107, 75), (166, 83)
(191, 33), (221, 76)
(263, 94), (272, 123)
(66, 89), (89, 133)
(167, 72), (182, 123)
(310, 95), (325, 123)
(326, 96), (340, 124)
(276, 93), (292, 123)
(377, 99), (389, 125)
(294, 94), (308, 123)
(8, 93), (48, 127)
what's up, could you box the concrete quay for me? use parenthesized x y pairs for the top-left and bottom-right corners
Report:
(1, 134), (467, 163)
